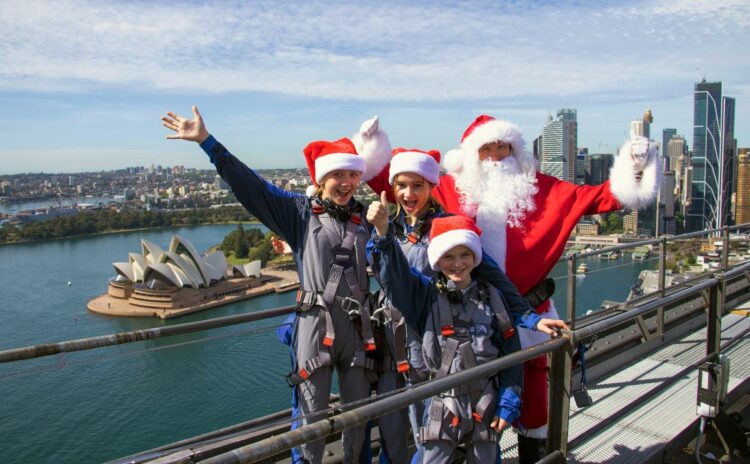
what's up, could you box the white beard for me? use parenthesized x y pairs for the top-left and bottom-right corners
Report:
(453, 156), (539, 269)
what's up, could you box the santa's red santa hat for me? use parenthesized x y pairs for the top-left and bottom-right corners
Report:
(303, 138), (366, 186)
(443, 115), (527, 174)
(427, 215), (483, 271)
(389, 148), (441, 185)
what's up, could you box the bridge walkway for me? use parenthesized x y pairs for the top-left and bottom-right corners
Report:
(497, 310), (750, 463)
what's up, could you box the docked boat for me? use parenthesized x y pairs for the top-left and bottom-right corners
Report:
(577, 263), (588, 274)
(599, 250), (620, 260)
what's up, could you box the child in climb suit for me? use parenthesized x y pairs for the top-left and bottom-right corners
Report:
(162, 106), (378, 464)
(367, 206), (523, 464)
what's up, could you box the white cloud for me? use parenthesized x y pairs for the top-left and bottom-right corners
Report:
(1, 0), (748, 103)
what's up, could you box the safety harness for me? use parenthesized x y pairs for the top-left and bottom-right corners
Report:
(286, 199), (377, 385)
(418, 279), (516, 443)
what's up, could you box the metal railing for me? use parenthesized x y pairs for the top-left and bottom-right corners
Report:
(2, 225), (750, 463)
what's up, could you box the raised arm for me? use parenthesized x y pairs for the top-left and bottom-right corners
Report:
(162, 107), (307, 251)
(367, 194), (433, 332)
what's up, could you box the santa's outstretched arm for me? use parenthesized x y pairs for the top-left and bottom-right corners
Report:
(608, 134), (661, 209)
(352, 116), (393, 198)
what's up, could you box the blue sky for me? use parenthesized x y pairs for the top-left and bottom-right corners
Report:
(1, 0), (749, 174)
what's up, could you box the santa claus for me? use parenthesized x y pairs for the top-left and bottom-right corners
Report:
(355, 114), (660, 462)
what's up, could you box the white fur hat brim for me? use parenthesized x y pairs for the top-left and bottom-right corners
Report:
(428, 229), (482, 271)
(389, 151), (440, 185)
(315, 153), (366, 184)
(445, 119), (526, 174)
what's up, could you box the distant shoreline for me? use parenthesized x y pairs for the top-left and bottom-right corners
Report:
(0, 220), (262, 247)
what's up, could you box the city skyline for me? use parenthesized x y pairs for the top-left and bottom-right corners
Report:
(1, 0), (749, 175)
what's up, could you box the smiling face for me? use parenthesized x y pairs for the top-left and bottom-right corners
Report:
(436, 245), (475, 289)
(320, 169), (362, 206)
(478, 141), (512, 162)
(393, 172), (433, 219)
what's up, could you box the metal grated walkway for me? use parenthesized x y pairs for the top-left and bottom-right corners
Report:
(499, 312), (750, 463)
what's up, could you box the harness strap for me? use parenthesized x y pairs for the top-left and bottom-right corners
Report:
(389, 307), (410, 373)
(436, 337), (460, 379)
(482, 281), (516, 340)
(437, 292), (455, 337)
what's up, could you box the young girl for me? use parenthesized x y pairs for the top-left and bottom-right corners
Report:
(367, 207), (523, 464)
(162, 106), (378, 463)
(365, 147), (551, 463)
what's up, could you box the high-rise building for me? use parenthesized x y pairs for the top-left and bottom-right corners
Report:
(687, 80), (737, 231)
(576, 148), (587, 185)
(667, 135), (688, 192)
(735, 149), (750, 225)
(659, 172), (677, 235)
(585, 153), (614, 186)
(631, 109), (658, 236)
(532, 135), (542, 164)
(541, 108), (577, 181)
(631, 108), (653, 140)
(662, 128), (677, 170)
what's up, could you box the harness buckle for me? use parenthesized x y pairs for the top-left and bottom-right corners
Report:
(369, 306), (391, 326)
(339, 296), (362, 319)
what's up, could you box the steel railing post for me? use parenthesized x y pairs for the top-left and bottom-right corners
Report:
(547, 333), (574, 459)
(722, 226), (730, 271)
(707, 281), (721, 361)
(567, 254), (577, 330)
(657, 237), (667, 337)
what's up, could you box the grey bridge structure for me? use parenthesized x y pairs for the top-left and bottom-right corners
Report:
(2, 225), (750, 463)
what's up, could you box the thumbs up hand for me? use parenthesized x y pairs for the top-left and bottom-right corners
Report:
(367, 191), (390, 237)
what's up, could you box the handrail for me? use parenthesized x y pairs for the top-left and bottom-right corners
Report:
(200, 338), (567, 464)
(0, 305), (295, 363)
(3, 225), (749, 365)
(150, 267), (747, 463)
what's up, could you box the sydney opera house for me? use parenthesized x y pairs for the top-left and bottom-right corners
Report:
(88, 235), (295, 319)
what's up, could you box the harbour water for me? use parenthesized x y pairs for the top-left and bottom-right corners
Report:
(0, 226), (655, 463)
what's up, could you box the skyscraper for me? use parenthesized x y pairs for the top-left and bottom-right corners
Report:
(667, 135), (688, 191)
(541, 108), (577, 181)
(687, 80), (737, 231)
(735, 149), (750, 225)
(662, 128), (677, 170)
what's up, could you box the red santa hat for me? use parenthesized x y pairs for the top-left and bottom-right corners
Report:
(303, 138), (366, 185)
(443, 115), (526, 173)
(427, 215), (483, 271)
(388, 147), (441, 185)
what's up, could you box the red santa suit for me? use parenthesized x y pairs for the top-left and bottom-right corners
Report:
(357, 115), (660, 439)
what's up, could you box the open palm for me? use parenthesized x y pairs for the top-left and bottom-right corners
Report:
(162, 105), (209, 143)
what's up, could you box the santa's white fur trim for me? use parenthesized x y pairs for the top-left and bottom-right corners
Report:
(463, 119), (526, 159)
(476, 211), (508, 271)
(314, 153), (366, 184)
(427, 229), (482, 271)
(609, 138), (661, 210)
(514, 424), (548, 439)
(513, 299), (559, 439)
(305, 184), (318, 197)
(389, 151), (440, 185)
(443, 148), (465, 174)
(448, 119), (526, 173)
(352, 123), (391, 182)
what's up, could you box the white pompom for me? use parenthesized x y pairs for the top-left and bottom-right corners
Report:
(306, 184), (318, 197)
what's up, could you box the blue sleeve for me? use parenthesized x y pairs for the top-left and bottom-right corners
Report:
(475, 251), (540, 331)
(495, 385), (522, 423)
(493, 314), (523, 419)
(370, 233), (434, 335)
(200, 136), (308, 252)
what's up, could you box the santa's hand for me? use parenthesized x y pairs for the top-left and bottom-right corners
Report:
(536, 318), (569, 337)
(358, 115), (380, 138)
(367, 191), (390, 236)
(490, 416), (509, 432)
